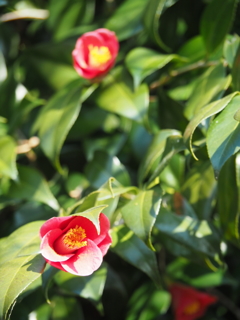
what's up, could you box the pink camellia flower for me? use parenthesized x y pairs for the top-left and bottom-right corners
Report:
(39, 213), (112, 276)
(72, 28), (119, 80)
(170, 283), (218, 320)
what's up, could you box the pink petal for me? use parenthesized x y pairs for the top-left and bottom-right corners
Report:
(98, 233), (112, 256)
(61, 239), (103, 276)
(40, 229), (74, 262)
(40, 216), (74, 238)
(94, 213), (111, 245)
(61, 216), (98, 240)
(45, 260), (67, 273)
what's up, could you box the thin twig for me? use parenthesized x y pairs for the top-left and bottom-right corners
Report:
(149, 60), (219, 90)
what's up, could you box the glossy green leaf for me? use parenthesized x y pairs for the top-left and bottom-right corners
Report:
(177, 35), (206, 63)
(8, 165), (59, 211)
(0, 50), (7, 84)
(73, 205), (108, 235)
(155, 208), (222, 265)
(200, 0), (237, 54)
(125, 47), (177, 88)
(104, 0), (147, 41)
(0, 135), (17, 180)
(206, 95), (240, 176)
(54, 264), (107, 310)
(32, 80), (82, 172)
(96, 76), (149, 123)
(50, 296), (85, 320)
(144, 0), (177, 51)
(126, 283), (170, 320)
(167, 258), (235, 288)
(0, 221), (44, 264)
(120, 189), (162, 249)
(85, 150), (131, 188)
(147, 135), (186, 186)
(138, 129), (180, 184)
(0, 221), (46, 320)
(232, 45), (240, 91)
(111, 225), (162, 288)
(0, 255), (45, 320)
(181, 161), (217, 220)
(184, 63), (230, 120)
(183, 92), (239, 160)
(224, 34), (240, 68)
(218, 156), (239, 246)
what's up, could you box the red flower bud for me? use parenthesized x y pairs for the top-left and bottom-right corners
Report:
(170, 283), (218, 320)
(72, 28), (119, 80)
(39, 213), (112, 276)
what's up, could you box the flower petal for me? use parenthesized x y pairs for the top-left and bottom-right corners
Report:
(40, 216), (74, 238)
(61, 239), (103, 276)
(94, 213), (111, 245)
(40, 229), (74, 262)
(98, 232), (112, 256)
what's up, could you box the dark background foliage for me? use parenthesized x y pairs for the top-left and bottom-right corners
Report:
(1, 0), (240, 319)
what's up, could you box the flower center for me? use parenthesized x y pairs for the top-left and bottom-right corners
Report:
(88, 45), (112, 67)
(63, 225), (87, 249)
(184, 301), (201, 315)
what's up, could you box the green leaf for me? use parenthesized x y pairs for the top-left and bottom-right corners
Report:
(85, 150), (131, 189)
(0, 221), (46, 320)
(0, 135), (17, 180)
(218, 155), (240, 246)
(206, 95), (240, 176)
(126, 283), (171, 320)
(42, 265), (59, 303)
(184, 63), (230, 120)
(0, 220), (44, 265)
(125, 47), (177, 88)
(50, 296), (85, 320)
(54, 264), (107, 311)
(177, 35), (206, 63)
(138, 129), (180, 184)
(147, 135), (186, 186)
(104, 0), (147, 41)
(181, 161), (217, 220)
(73, 205), (108, 235)
(144, 0), (177, 51)
(223, 34), (240, 68)
(183, 92), (239, 160)
(96, 74), (149, 123)
(8, 165), (59, 211)
(232, 45), (240, 91)
(32, 80), (82, 172)
(120, 189), (162, 250)
(0, 255), (45, 320)
(155, 208), (222, 265)
(167, 258), (235, 288)
(111, 225), (162, 288)
(0, 50), (7, 84)
(200, 0), (237, 54)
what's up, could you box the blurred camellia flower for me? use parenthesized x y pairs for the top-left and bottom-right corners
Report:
(170, 283), (218, 320)
(72, 28), (119, 80)
(40, 213), (111, 276)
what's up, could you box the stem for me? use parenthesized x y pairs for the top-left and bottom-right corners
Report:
(149, 60), (219, 90)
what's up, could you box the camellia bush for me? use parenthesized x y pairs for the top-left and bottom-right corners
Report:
(1, 0), (240, 319)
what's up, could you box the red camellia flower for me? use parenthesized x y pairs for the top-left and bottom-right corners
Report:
(39, 213), (112, 276)
(170, 283), (218, 320)
(72, 28), (119, 80)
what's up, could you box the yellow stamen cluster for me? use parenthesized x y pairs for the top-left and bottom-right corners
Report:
(88, 45), (112, 67)
(184, 301), (200, 315)
(63, 225), (87, 249)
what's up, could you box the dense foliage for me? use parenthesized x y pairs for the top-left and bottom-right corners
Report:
(1, 0), (240, 319)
